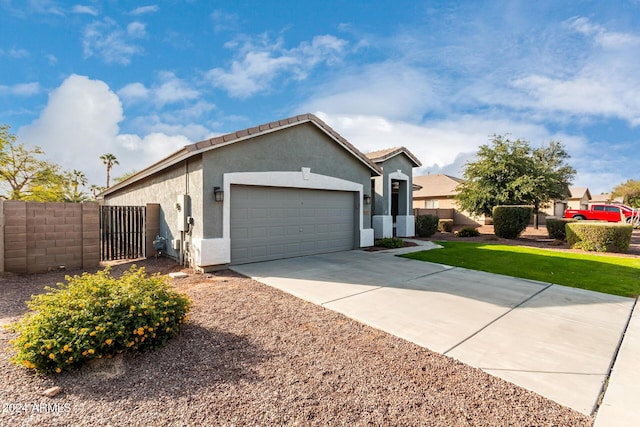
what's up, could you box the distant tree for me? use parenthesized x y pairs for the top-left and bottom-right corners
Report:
(64, 169), (89, 202)
(113, 169), (138, 184)
(456, 135), (575, 227)
(100, 153), (119, 188)
(89, 184), (105, 199)
(0, 125), (68, 201)
(612, 179), (640, 207)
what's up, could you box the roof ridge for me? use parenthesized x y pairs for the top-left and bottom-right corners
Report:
(365, 146), (422, 167)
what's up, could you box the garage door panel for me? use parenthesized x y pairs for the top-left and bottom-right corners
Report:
(230, 185), (355, 264)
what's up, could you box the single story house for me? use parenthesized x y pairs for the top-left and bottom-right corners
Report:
(412, 174), (464, 209)
(411, 174), (479, 226)
(101, 114), (419, 271)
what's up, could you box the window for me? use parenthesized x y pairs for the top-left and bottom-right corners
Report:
(425, 199), (439, 208)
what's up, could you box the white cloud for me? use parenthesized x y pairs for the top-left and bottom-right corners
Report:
(45, 53), (58, 64)
(8, 0), (64, 15)
(211, 9), (240, 33)
(127, 21), (146, 38)
(0, 47), (30, 58)
(206, 34), (348, 98)
(129, 5), (159, 16)
(301, 61), (438, 122)
(316, 112), (555, 171)
(0, 82), (40, 96)
(566, 16), (640, 49)
(82, 18), (144, 65)
(116, 132), (190, 164)
(118, 72), (200, 107)
(154, 72), (200, 106)
(117, 82), (149, 101)
(17, 74), (194, 186)
(126, 115), (212, 142)
(505, 17), (640, 126)
(72, 5), (98, 16)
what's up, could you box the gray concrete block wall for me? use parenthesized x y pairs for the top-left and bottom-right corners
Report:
(0, 201), (100, 274)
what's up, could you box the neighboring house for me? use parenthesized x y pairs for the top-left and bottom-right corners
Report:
(101, 114), (415, 271)
(365, 147), (421, 238)
(412, 174), (463, 209)
(590, 193), (623, 204)
(551, 187), (591, 217)
(412, 174), (480, 226)
(567, 187), (592, 210)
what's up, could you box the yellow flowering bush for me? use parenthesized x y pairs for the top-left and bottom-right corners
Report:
(6, 266), (191, 374)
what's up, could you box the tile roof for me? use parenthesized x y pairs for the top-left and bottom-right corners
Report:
(412, 174), (465, 198)
(186, 113), (381, 174)
(101, 114), (381, 196)
(365, 146), (422, 167)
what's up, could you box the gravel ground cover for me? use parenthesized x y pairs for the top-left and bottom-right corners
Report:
(0, 257), (593, 426)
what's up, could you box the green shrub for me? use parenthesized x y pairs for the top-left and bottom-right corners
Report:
(492, 205), (533, 239)
(566, 222), (633, 253)
(456, 226), (480, 237)
(416, 215), (439, 237)
(6, 266), (191, 374)
(546, 218), (576, 240)
(438, 219), (454, 232)
(375, 237), (404, 248)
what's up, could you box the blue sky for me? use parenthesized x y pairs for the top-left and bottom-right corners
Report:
(1, 1), (639, 194)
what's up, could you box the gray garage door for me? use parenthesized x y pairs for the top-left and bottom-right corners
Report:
(230, 185), (356, 264)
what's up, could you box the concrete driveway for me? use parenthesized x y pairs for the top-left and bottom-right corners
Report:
(231, 243), (634, 417)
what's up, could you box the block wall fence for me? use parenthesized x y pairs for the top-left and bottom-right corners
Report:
(0, 200), (101, 274)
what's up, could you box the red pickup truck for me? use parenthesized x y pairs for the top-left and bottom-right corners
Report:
(563, 204), (637, 222)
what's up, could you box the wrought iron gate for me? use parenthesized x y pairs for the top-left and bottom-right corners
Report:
(100, 205), (146, 261)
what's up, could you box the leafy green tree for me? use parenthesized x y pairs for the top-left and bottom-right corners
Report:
(100, 153), (119, 188)
(456, 135), (575, 227)
(0, 125), (69, 201)
(612, 179), (640, 207)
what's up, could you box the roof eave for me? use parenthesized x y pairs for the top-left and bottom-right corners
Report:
(100, 113), (382, 197)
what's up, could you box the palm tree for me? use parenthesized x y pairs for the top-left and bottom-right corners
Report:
(64, 169), (89, 202)
(71, 169), (87, 195)
(100, 153), (119, 188)
(89, 184), (105, 199)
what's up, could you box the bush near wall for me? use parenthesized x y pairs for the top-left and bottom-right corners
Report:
(566, 222), (633, 253)
(456, 226), (480, 237)
(416, 215), (439, 237)
(375, 237), (404, 248)
(438, 219), (454, 233)
(492, 205), (533, 239)
(6, 266), (191, 374)
(546, 217), (576, 240)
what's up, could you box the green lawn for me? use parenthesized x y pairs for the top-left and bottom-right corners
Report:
(401, 241), (640, 298)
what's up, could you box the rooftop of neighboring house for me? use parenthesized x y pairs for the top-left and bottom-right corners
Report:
(412, 174), (465, 198)
(568, 187), (592, 201)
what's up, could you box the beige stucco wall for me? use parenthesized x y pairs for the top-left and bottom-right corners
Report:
(102, 156), (203, 260)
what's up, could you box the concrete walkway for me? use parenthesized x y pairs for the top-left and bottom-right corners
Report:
(231, 241), (637, 422)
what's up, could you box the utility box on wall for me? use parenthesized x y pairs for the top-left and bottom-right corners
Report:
(176, 194), (189, 231)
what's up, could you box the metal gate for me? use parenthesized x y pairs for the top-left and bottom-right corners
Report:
(100, 205), (146, 261)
